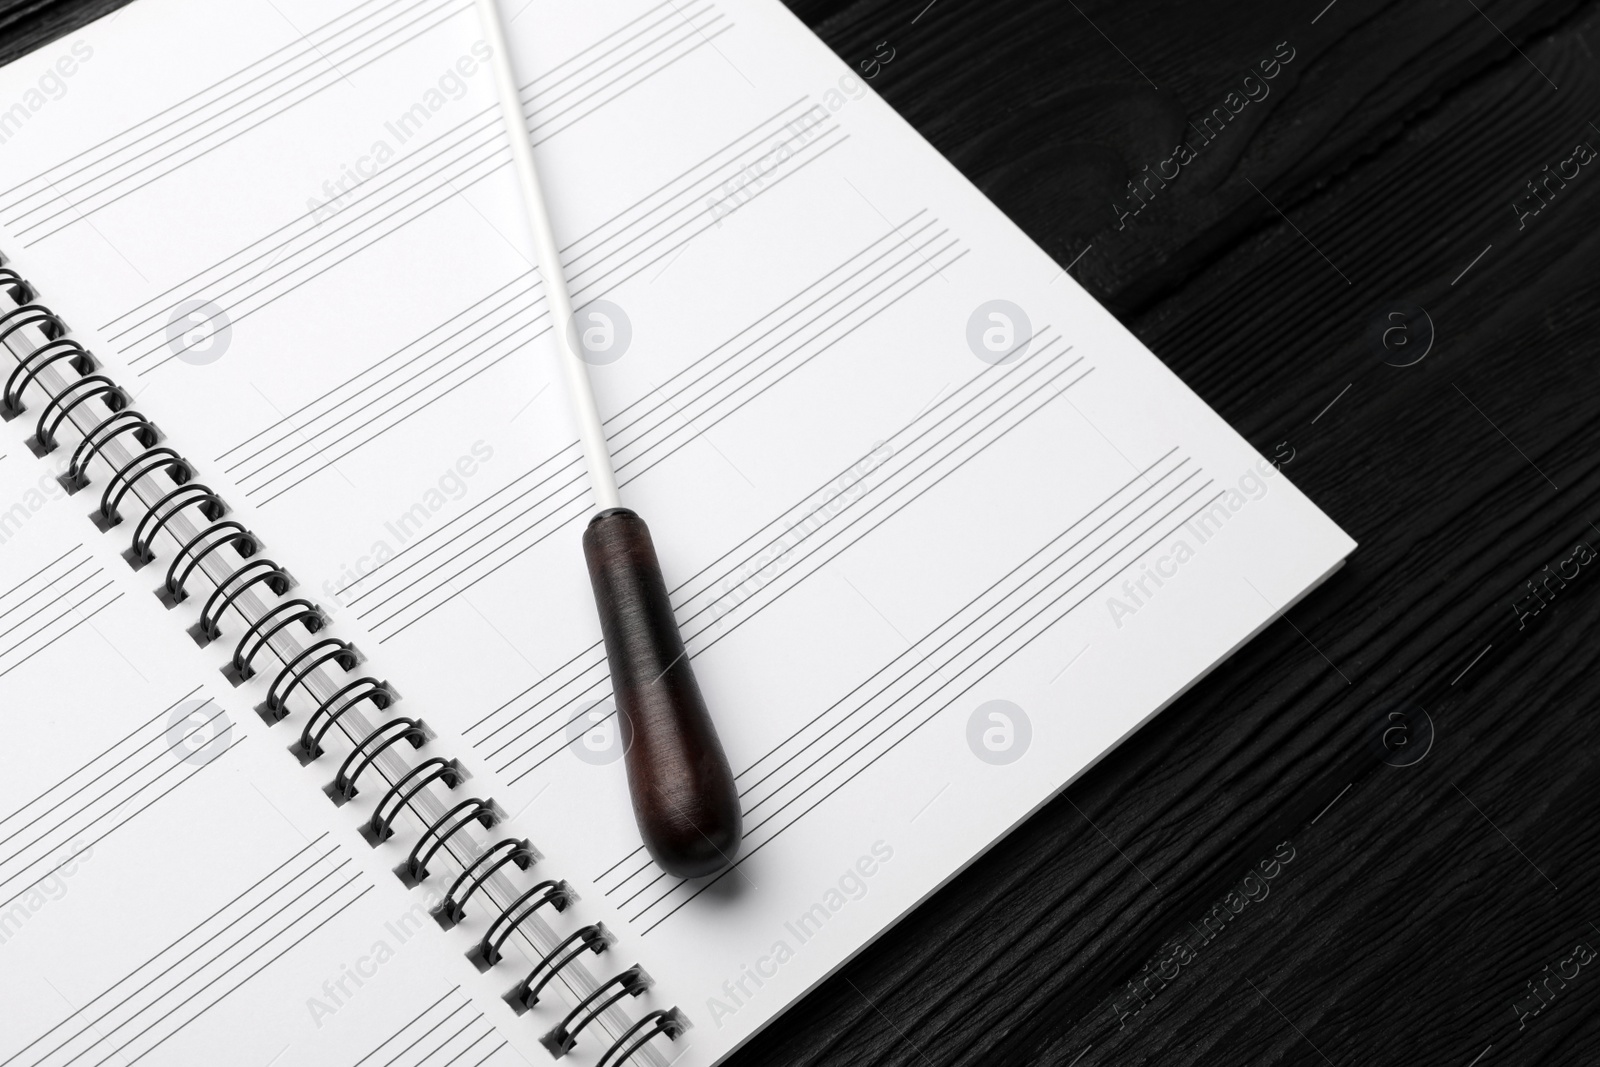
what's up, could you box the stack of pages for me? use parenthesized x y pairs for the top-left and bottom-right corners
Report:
(0, 1), (1354, 1064)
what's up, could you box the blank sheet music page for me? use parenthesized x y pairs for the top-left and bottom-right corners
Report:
(0, 452), (532, 1066)
(0, 0), (1355, 1062)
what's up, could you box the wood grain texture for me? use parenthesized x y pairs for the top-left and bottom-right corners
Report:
(583, 507), (743, 880)
(5, 0), (1599, 1063)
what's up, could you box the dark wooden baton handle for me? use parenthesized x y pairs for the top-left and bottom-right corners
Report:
(582, 507), (742, 879)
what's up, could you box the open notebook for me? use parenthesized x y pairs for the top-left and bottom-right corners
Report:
(0, 1), (1355, 1064)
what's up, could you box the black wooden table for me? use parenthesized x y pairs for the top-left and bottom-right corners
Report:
(6, 1), (1599, 1064)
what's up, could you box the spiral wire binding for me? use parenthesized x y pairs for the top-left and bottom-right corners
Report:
(468, 879), (574, 971)
(258, 637), (360, 723)
(362, 756), (464, 845)
(507, 924), (615, 1014)
(93, 445), (191, 530)
(162, 520), (261, 609)
(29, 372), (127, 456)
(66, 408), (158, 493)
(337, 717), (431, 804)
(400, 794), (497, 884)
(190, 557), (290, 645)
(127, 481), (222, 568)
(0, 254), (686, 1067)
(298, 676), (395, 764)
(436, 837), (539, 930)
(545, 966), (654, 1058)
(2, 336), (97, 418)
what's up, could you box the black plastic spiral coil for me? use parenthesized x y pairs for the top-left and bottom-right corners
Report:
(126, 481), (220, 567)
(435, 837), (538, 930)
(0, 305), (66, 362)
(93, 445), (190, 530)
(0, 253), (688, 1066)
(66, 408), (158, 494)
(467, 878), (573, 971)
(398, 795), (497, 886)
(596, 1010), (689, 1067)
(0, 268), (30, 302)
(544, 966), (653, 1058)
(297, 676), (394, 764)
(30, 372), (126, 455)
(2, 336), (96, 419)
(506, 924), (614, 1014)
(162, 520), (260, 609)
(335, 717), (430, 803)
(258, 638), (360, 724)
(361, 757), (464, 846)
(190, 558), (290, 646)
(221, 596), (324, 684)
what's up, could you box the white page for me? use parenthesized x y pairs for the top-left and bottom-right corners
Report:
(0, 449), (538, 1066)
(0, 1), (1356, 1063)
